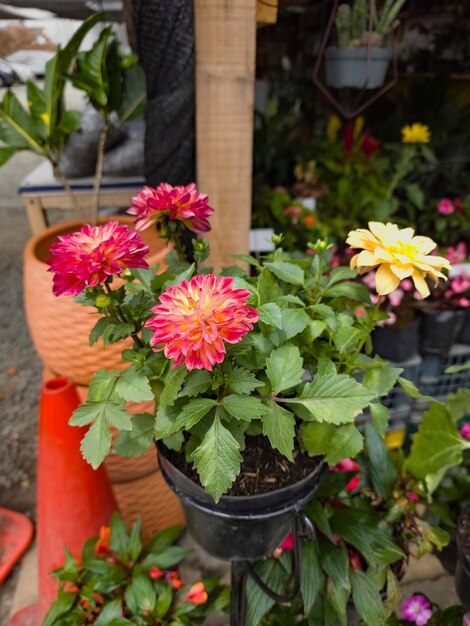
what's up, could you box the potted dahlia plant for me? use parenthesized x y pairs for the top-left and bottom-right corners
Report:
(325, 0), (407, 89)
(48, 184), (451, 618)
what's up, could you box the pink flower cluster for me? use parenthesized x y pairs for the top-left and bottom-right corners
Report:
(146, 274), (259, 371)
(445, 272), (470, 308)
(128, 182), (214, 233)
(47, 222), (150, 296)
(446, 242), (467, 265)
(461, 423), (470, 440)
(438, 197), (463, 216)
(401, 594), (432, 625)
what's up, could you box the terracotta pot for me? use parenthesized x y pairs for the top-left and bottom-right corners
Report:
(24, 216), (170, 386)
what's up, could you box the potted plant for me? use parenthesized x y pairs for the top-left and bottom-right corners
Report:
(325, 0), (407, 89)
(43, 512), (229, 626)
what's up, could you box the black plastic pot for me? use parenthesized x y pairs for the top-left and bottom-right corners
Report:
(420, 310), (466, 357)
(157, 442), (326, 561)
(457, 310), (470, 345)
(372, 318), (421, 363)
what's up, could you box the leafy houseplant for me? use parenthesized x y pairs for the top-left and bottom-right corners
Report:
(43, 512), (229, 626)
(325, 0), (408, 89)
(47, 190), (451, 555)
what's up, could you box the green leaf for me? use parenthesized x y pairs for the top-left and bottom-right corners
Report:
(114, 413), (155, 456)
(109, 511), (129, 557)
(125, 575), (156, 613)
(333, 314), (363, 354)
(445, 360), (470, 374)
(146, 525), (183, 554)
(143, 546), (190, 569)
(304, 319), (326, 343)
(118, 63), (147, 125)
(105, 402), (132, 430)
(42, 592), (77, 626)
(325, 282), (370, 302)
(301, 540), (323, 614)
(370, 403), (390, 437)
(306, 500), (334, 541)
(264, 261), (305, 285)
(326, 266), (357, 286)
(160, 366), (187, 406)
(259, 302), (283, 329)
(87, 369), (120, 402)
(226, 367), (263, 394)
(293, 374), (373, 424)
(164, 398), (217, 436)
(70, 401), (104, 426)
(154, 584), (173, 619)
(319, 536), (349, 587)
(80, 415), (112, 468)
(328, 577), (350, 626)
(300, 421), (335, 456)
(350, 568), (384, 626)
(221, 394), (266, 422)
(363, 364), (403, 397)
(405, 403), (470, 490)
(262, 402), (295, 459)
(397, 376), (441, 404)
(192, 414), (242, 501)
(59, 11), (105, 72)
(94, 599), (123, 626)
(247, 560), (285, 626)
(405, 182), (424, 209)
(277, 308), (310, 341)
(266, 344), (304, 394)
(127, 519), (143, 561)
(179, 370), (212, 398)
(0, 145), (17, 165)
(89, 317), (112, 346)
(364, 423), (397, 500)
(115, 366), (153, 402)
(324, 424), (364, 465)
(0, 91), (44, 152)
(447, 388), (470, 421)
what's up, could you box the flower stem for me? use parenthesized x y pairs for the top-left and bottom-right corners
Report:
(103, 282), (144, 348)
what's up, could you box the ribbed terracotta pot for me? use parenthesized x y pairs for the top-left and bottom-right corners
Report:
(24, 216), (170, 386)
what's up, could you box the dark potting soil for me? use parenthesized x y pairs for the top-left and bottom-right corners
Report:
(167, 435), (322, 497)
(458, 507), (470, 561)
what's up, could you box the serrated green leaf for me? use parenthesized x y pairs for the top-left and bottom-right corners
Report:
(333, 314), (363, 353)
(304, 319), (326, 343)
(192, 414), (242, 501)
(89, 317), (112, 346)
(105, 402), (132, 430)
(363, 364), (403, 397)
(369, 403), (390, 437)
(114, 413), (155, 456)
(405, 403), (470, 490)
(80, 415), (112, 468)
(115, 366), (153, 403)
(262, 402), (295, 459)
(397, 376), (441, 404)
(70, 401), (104, 426)
(226, 367), (263, 395)
(325, 282), (370, 302)
(179, 370), (212, 398)
(277, 308), (310, 342)
(221, 394), (266, 421)
(87, 369), (121, 402)
(324, 424), (364, 465)
(300, 421), (335, 456)
(264, 261), (305, 285)
(266, 344), (304, 394)
(292, 374), (373, 424)
(259, 302), (283, 329)
(446, 360), (470, 374)
(160, 366), (187, 406)
(447, 387), (470, 421)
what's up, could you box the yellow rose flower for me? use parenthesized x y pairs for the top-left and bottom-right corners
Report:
(401, 123), (431, 144)
(347, 222), (451, 298)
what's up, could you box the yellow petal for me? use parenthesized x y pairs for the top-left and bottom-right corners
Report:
(398, 227), (415, 244)
(411, 271), (430, 298)
(350, 253), (359, 270)
(375, 264), (401, 295)
(356, 250), (378, 267)
(390, 264), (413, 279)
(412, 236), (436, 255)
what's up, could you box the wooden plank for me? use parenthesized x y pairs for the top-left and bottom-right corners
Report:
(194, 0), (257, 271)
(24, 197), (47, 235)
(256, 0), (278, 25)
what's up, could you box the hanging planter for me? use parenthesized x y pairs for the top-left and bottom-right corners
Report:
(157, 441), (325, 561)
(325, 47), (392, 90)
(24, 216), (171, 385)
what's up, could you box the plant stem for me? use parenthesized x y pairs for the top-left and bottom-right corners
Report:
(103, 282), (145, 348)
(91, 120), (108, 226)
(53, 163), (86, 222)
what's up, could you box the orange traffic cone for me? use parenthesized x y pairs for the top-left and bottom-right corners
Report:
(37, 377), (117, 623)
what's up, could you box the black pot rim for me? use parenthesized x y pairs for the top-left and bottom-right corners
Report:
(157, 441), (326, 520)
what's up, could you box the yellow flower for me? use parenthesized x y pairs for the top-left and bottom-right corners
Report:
(401, 123), (431, 144)
(353, 116), (365, 140)
(347, 222), (451, 298)
(326, 115), (342, 143)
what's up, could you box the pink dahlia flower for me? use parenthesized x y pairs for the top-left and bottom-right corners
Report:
(401, 595), (432, 625)
(47, 221), (149, 297)
(438, 198), (455, 215)
(146, 274), (259, 370)
(128, 182), (214, 233)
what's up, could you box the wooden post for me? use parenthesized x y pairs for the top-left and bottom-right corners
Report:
(194, 0), (257, 271)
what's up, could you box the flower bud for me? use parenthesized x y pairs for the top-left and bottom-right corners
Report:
(95, 294), (112, 308)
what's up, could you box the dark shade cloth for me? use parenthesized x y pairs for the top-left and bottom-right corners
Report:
(133, 0), (195, 187)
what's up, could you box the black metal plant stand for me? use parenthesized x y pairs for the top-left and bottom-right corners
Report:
(229, 510), (316, 626)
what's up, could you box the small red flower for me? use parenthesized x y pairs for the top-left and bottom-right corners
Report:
(334, 459), (361, 491)
(94, 526), (111, 556)
(348, 547), (363, 570)
(186, 582), (208, 605)
(166, 571), (185, 589)
(128, 183), (214, 233)
(304, 215), (316, 227)
(361, 131), (379, 158)
(279, 534), (294, 551)
(149, 567), (165, 580)
(343, 124), (354, 157)
(47, 221), (149, 296)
